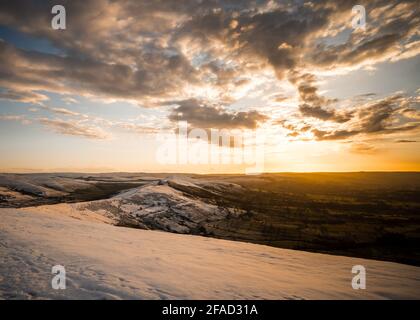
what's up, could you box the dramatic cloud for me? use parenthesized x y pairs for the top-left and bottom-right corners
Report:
(278, 90), (420, 142)
(308, 1), (420, 69)
(168, 99), (267, 129)
(357, 94), (419, 134)
(0, 0), (418, 108)
(299, 104), (353, 123)
(0, 40), (199, 105)
(0, 0), (419, 149)
(288, 72), (353, 123)
(310, 93), (420, 141)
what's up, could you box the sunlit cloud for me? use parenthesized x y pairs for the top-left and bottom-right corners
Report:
(0, 0), (419, 171)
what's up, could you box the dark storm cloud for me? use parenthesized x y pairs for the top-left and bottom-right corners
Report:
(289, 72), (353, 123)
(310, 94), (420, 141)
(357, 94), (417, 134)
(0, 0), (418, 114)
(0, 0), (205, 105)
(308, 1), (420, 69)
(310, 33), (402, 68)
(0, 40), (199, 103)
(174, 0), (338, 79)
(299, 104), (353, 123)
(168, 99), (267, 129)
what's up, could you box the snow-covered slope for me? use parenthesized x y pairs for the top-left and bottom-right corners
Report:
(0, 173), (94, 197)
(41, 178), (246, 233)
(1, 208), (419, 300)
(0, 173), (158, 207)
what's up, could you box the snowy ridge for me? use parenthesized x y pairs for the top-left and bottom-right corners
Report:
(72, 177), (245, 233)
(0, 173), (95, 197)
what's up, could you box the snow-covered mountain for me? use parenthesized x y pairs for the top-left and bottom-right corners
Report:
(70, 177), (246, 233)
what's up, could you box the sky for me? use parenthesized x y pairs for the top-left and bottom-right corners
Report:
(0, 0), (419, 173)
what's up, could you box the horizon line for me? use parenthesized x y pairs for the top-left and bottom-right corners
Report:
(1, 170), (420, 175)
